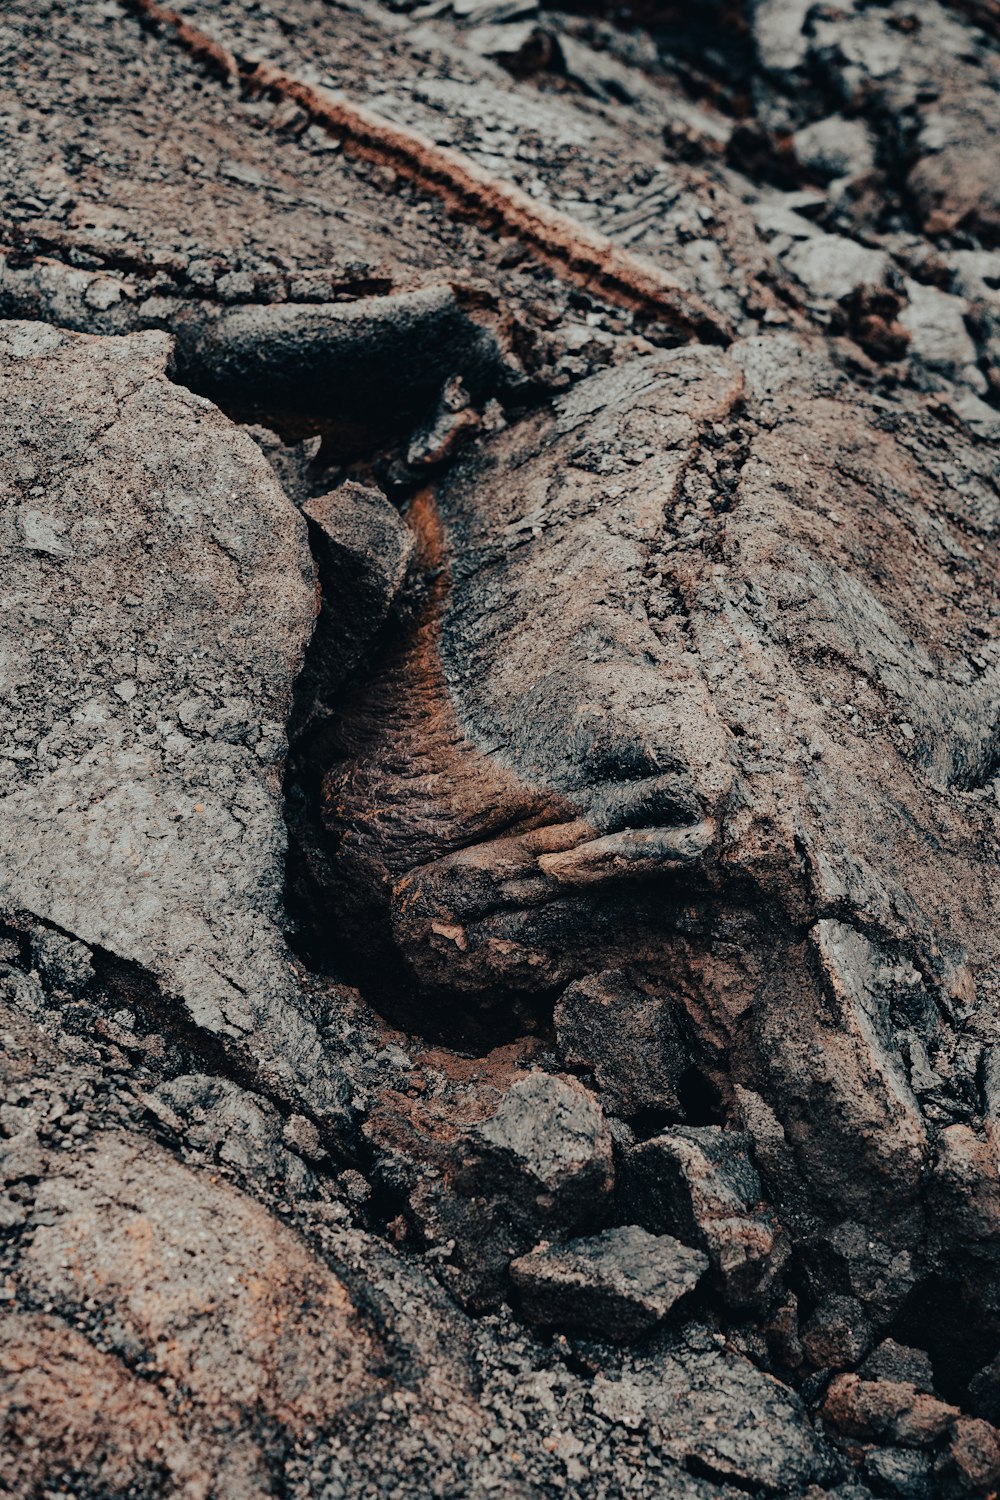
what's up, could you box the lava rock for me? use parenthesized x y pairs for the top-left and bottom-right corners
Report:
(801, 1293), (874, 1371)
(862, 1443), (934, 1500)
(303, 480), (414, 684)
(622, 1125), (785, 1308)
(0, 1313), (213, 1499)
(900, 280), (986, 395)
(799, 1219), (917, 1329)
(472, 1071), (615, 1219)
(592, 1327), (829, 1492)
(0, 320), (352, 1136)
(148, 1073), (317, 1196)
(29, 927), (94, 994)
(781, 232), (892, 304)
(822, 1374), (959, 1448)
(792, 115), (876, 183)
(861, 1340), (937, 1394)
(943, 1417), (1000, 1495)
(364, 1064), (615, 1308)
(969, 1353), (1000, 1425)
(510, 1225), (708, 1341)
(554, 968), (690, 1119)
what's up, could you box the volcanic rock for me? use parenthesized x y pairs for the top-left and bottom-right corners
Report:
(510, 1224), (708, 1340)
(622, 1125), (786, 1309)
(554, 968), (691, 1119)
(364, 1064), (615, 1307)
(0, 320), (352, 1136)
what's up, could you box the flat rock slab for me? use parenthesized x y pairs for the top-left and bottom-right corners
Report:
(0, 321), (351, 1123)
(510, 1224), (708, 1340)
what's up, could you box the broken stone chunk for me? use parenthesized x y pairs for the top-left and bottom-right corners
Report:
(781, 233), (892, 304)
(510, 1225), (707, 1341)
(150, 1074), (316, 1195)
(303, 480), (414, 685)
(473, 1071), (614, 1220)
(822, 1374), (959, 1448)
(862, 1443), (933, 1498)
(465, 21), (555, 76)
(943, 1417), (1000, 1495)
(801, 1293), (874, 1371)
(970, 1353), (1000, 1425)
(799, 1220), (917, 1327)
(553, 969), (689, 1119)
(405, 376), (482, 468)
(594, 1329), (827, 1491)
(29, 928), (94, 993)
(861, 1339), (937, 1393)
(622, 1125), (785, 1308)
(900, 280), (986, 395)
(364, 1064), (614, 1308)
(792, 115), (876, 183)
(245, 424), (322, 506)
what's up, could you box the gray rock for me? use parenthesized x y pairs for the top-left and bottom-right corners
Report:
(900, 279), (986, 394)
(970, 1353), (1000, 1425)
(781, 233), (891, 304)
(862, 1340), (937, 1394)
(29, 928), (94, 993)
(792, 115), (876, 183)
(593, 1330), (827, 1491)
(364, 1066), (615, 1308)
(510, 1224), (707, 1340)
(150, 1073), (317, 1195)
(801, 1294), (874, 1371)
(862, 1444), (933, 1499)
(474, 1071), (614, 1210)
(464, 20), (555, 76)
(800, 1219), (917, 1329)
(303, 481), (414, 679)
(623, 1126), (785, 1309)
(245, 425), (322, 507)
(748, 0), (814, 76)
(554, 968), (689, 1119)
(0, 321), (351, 1134)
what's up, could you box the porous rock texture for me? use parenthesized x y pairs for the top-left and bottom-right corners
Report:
(1, 0), (1000, 1496)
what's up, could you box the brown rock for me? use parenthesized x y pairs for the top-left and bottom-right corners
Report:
(822, 1374), (959, 1448)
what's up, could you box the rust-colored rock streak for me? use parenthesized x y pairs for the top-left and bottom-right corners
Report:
(122, 0), (732, 341)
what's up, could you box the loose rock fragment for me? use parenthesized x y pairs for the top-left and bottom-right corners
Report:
(473, 1071), (615, 1216)
(800, 1294), (874, 1372)
(364, 1065), (615, 1307)
(510, 1225), (708, 1341)
(594, 1329), (828, 1492)
(303, 481), (414, 679)
(623, 1126), (785, 1309)
(822, 1374), (960, 1448)
(554, 969), (690, 1119)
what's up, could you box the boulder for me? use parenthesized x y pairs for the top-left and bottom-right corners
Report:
(0, 320), (353, 1135)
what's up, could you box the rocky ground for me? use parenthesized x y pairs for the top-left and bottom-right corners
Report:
(1, 0), (1000, 1496)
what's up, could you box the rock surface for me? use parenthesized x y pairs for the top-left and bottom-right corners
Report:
(0, 319), (355, 1136)
(1, 0), (999, 1494)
